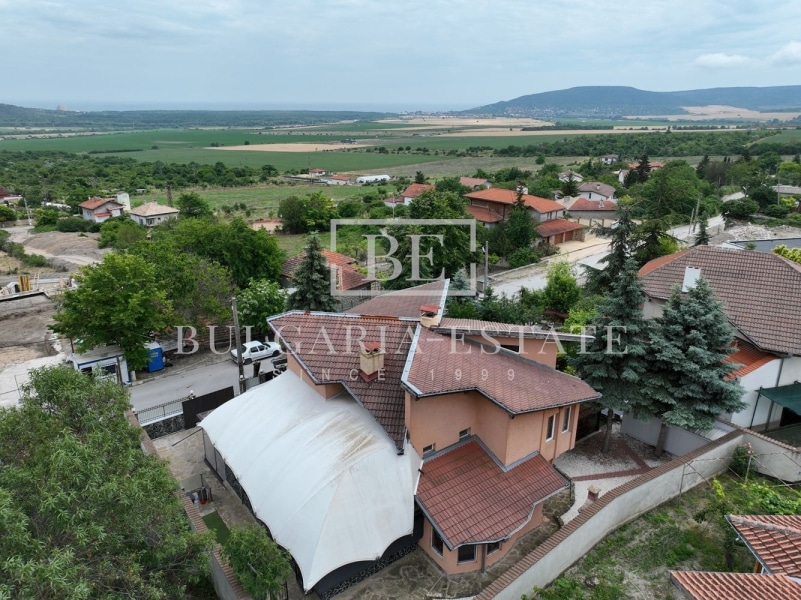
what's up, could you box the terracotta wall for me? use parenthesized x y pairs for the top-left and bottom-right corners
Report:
(419, 504), (544, 575)
(286, 355), (343, 399)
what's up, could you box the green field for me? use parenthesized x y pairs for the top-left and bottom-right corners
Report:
(753, 127), (801, 144)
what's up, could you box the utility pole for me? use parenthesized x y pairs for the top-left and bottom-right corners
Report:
(232, 297), (245, 395)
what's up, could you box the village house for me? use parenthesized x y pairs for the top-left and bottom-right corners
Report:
(323, 174), (351, 185)
(79, 196), (124, 223)
(400, 182), (435, 205)
(566, 197), (618, 222)
(639, 245), (801, 434)
(576, 181), (616, 202)
(280, 248), (376, 297)
(600, 154), (619, 165)
(128, 201), (179, 227)
(464, 187), (585, 244)
(558, 170), (583, 184)
(199, 280), (600, 597)
(309, 167), (331, 177)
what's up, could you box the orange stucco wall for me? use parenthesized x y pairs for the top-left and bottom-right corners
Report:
(286, 355), (343, 399)
(419, 504), (544, 574)
(407, 389), (579, 465)
(462, 334), (559, 368)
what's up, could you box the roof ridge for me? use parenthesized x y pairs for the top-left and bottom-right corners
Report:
(729, 514), (801, 537)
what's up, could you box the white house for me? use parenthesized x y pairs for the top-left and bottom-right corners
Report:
(79, 197), (124, 223)
(323, 174), (351, 186)
(639, 245), (801, 432)
(129, 202), (180, 227)
(577, 182), (616, 201)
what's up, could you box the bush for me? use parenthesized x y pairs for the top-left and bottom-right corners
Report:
(763, 204), (790, 218)
(724, 198), (759, 220)
(508, 247), (540, 268)
(730, 443), (754, 477)
(56, 217), (93, 232)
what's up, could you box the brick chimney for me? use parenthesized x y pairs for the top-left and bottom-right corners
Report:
(419, 304), (441, 328)
(359, 341), (385, 382)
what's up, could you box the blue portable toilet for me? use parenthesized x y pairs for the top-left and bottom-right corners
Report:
(145, 341), (164, 373)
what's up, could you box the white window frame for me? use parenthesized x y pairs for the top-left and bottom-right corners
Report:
(546, 414), (556, 441)
(562, 406), (572, 433)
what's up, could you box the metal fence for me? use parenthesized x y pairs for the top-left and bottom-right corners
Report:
(134, 398), (185, 426)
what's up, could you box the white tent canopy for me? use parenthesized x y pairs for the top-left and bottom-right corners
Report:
(200, 371), (421, 591)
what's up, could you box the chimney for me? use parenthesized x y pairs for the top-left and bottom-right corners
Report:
(682, 266), (701, 292)
(419, 304), (441, 328)
(359, 341), (385, 382)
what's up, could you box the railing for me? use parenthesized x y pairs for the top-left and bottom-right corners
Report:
(134, 397), (184, 426)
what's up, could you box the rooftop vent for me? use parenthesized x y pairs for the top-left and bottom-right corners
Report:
(419, 304), (441, 328)
(359, 341), (385, 382)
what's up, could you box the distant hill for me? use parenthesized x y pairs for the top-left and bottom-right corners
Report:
(465, 86), (801, 118)
(0, 104), (388, 129)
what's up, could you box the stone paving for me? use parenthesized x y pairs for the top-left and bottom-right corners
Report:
(154, 420), (666, 599)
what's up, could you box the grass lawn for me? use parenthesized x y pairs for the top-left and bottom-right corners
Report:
(202, 511), (230, 546)
(530, 473), (801, 600)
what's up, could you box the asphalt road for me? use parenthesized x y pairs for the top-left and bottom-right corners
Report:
(129, 357), (272, 411)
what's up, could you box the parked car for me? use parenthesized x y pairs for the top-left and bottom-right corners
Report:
(230, 340), (282, 364)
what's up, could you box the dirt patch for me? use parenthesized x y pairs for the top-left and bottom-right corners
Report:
(628, 105), (801, 122)
(0, 294), (59, 369)
(376, 117), (551, 127)
(208, 143), (373, 152)
(710, 223), (801, 244)
(17, 230), (108, 271)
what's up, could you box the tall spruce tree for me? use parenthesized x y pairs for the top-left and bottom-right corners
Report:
(289, 235), (338, 312)
(584, 205), (637, 295)
(694, 217), (710, 246)
(569, 258), (650, 453)
(643, 278), (745, 456)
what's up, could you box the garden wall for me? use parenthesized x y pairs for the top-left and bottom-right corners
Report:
(475, 430), (743, 600)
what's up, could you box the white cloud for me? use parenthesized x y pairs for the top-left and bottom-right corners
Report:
(770, 41), (801, 66)
(693, 52), (751, 68)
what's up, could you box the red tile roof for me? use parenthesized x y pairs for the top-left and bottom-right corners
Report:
(459, 177), (489, 189)
(535, 218), (585, 238)
(401, 183), (434, 198)
(345, 280), (449, 318)
(724, 340), (775, 378)
(568, 198), (617, 211)
(268, 312), (415, 449)
(404, 326), (601, 414)
(281, 250), (371, 291)
(639, 246), (801, 355)
(669, 571), (801, 599)
(79, 196), (118, 210)
(417, 441), (567, 547)
(465, 204), (503, 223)
(727, 515), (801, 577)
(328, 174), (350, 181)
(577, 182), (616, 198)
(465, 188), (564, 214)
(436, 318), (585, 343)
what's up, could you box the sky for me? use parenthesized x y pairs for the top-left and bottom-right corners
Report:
(3, 0), (801, 112)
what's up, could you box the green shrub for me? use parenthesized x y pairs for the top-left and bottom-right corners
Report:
(56, 216), (93, 232)
(508, 247), (540, 268)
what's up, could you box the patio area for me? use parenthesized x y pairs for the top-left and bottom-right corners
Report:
(152, 419), (670, 599)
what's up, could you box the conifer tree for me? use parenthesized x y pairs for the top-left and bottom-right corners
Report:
(643, 278), (745, 456)
(694, 217), (710, 246)
(569, 258), (650, 453)
(288, 235), (338, 312)
(584, 205), (637, 295)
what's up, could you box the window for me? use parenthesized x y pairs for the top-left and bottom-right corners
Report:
(431, 529), (444, 556)
(423, 443), (436, 456)
(546, 414), (556, 441)
(457, 544), (476, 563)
(459, 428), (471, 440)
(562, 406), (572, 433)
(487, 541), (501, 555)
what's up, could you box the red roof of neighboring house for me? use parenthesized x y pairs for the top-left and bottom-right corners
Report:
(459, 177), (488, 188)
(329, 174), (350, 181)
(724, 340), (774, 378)
(535, 219), (585, 238)
(269, 312), (415, 450)
(417, 441), (567, 547)
(577, 182), (616, 198)
(401, 183), (434, 198)
(727, 515), (801, 577)
(309, 168), (326, 173)
(639, 246), (801, 355)
(465, 204), (503, 223)
(281, 249), (371, 291)
(345, 280), (449, 319)
(80, 196), (118, 210)
(669, 571), (801, 600)
(569, 198), (617, 211)
(405, 326), (600, 414)
(465, 188), (564, 214)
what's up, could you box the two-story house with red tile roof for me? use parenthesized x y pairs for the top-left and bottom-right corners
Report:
(79, 196), (124, 223)
(199, 280), (600, 597)
(400, 183), (435, 205)
(464, 188), (585, 244)
(639, 245), (801, 433)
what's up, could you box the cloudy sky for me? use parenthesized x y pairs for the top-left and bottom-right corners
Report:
(3, 0), (801, 111)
